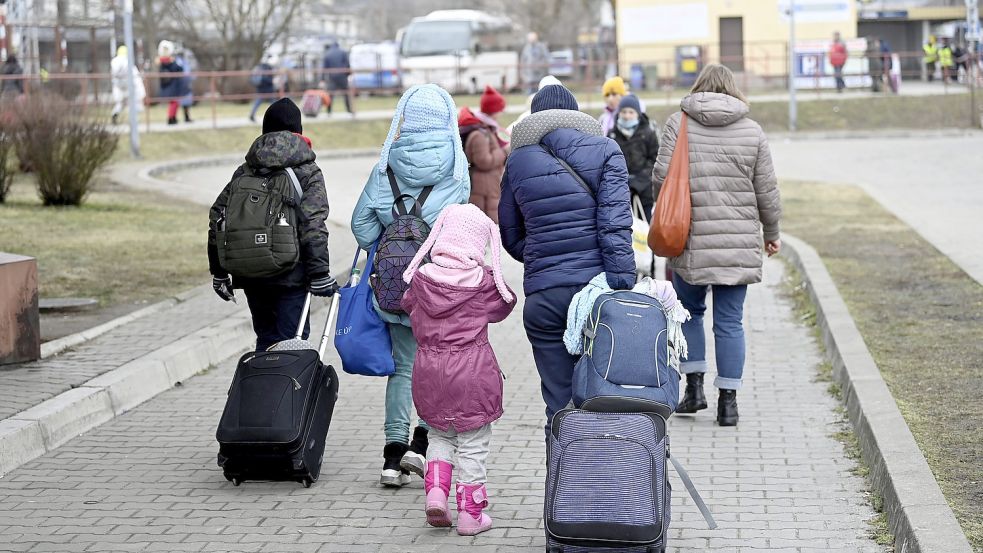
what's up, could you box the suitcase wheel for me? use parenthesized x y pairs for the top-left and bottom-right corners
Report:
(302, 477), (313, 488)
(231, 477), (242, 487)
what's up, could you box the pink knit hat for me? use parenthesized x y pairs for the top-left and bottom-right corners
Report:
(402, 204), (513, 303)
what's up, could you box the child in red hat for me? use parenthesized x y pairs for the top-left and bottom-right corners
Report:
(458, 85), (509, 222)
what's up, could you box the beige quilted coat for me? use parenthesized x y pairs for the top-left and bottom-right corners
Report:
(652, 92), (782, 286)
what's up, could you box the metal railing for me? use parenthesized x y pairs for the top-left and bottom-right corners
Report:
(0, 48), (977, 132)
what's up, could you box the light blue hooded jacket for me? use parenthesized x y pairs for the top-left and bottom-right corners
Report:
(351, 84), (471, 324)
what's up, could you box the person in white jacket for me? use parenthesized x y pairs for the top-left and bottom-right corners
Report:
(110, 45), (145, 125)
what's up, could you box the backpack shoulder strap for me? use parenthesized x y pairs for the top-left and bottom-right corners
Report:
(386, 166), (407, 217)
(540, 144), (594, 199)
(387, 165), (435, 217)
(284, 167), (304, 201)
(416, 185), (435, 212)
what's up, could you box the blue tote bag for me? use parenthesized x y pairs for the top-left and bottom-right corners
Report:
(334, 242), (396, 377)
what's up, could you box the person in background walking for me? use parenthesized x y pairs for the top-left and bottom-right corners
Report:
(401, 203), (516, 536)
(880, 39), (897, 94)
(923, 35), (939, 82)
(939, 37), (956, 83)
(157, 41), (186, 125)
(249, 54), (277, 123)
(500, 84), (634, 434)
(110, 45), (145, 125)
(607, 94), (658, 220)
(208, 98), (338, 351)
(0, 54), (23, 97)
(520, 32), (550, 94)
(176, 50), (194, 123)
(829, 31), (848, 93)
(651, 64), (782, 427)
(599, 76), (626, 136)
(866, 37), (884, 92)
(322, 42), (354, 116)
(953, 42), (969, 83)
(351, 84), (471, 489)
(459, 85), (509, 222)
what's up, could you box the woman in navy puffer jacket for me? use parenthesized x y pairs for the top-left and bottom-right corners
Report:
(499, 85), (634, 433)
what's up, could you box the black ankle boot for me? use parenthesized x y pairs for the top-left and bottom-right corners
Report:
(677, 373), (708, 413)
(401, 426), (428, 478)
(380, 442), (410, 487)
(717, 390), (739, 427)
(183, 107), (192, 123)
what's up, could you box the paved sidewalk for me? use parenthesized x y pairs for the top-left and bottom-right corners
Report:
(0, 288), (240, 421)
(0, 254), (887, 552)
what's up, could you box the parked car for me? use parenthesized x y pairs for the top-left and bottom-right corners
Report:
(549, 48), (575, 78)
(350, 42), (401, 93)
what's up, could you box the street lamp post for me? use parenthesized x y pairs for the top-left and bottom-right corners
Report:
(122, 0), (140, 158)
(788, 0), (797, 132)
(968, 0), (980, 128)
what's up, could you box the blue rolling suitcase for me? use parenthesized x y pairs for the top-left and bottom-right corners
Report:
(547, 291), (716, 552)
(545, 409), (670, 553)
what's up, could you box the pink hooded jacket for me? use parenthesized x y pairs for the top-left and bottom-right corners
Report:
(401, 204), (517, 432)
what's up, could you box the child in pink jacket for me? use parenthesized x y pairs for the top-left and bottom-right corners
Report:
(401, 203), (517, 536)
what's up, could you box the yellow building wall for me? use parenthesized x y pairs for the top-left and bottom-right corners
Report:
(616, 0), (858, 80)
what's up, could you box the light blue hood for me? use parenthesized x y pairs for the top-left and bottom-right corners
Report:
(386, 131), (456, 190)
(351, 130), (471, 256)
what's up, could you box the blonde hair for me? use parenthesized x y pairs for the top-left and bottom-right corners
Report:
(690, 64), (748, 104)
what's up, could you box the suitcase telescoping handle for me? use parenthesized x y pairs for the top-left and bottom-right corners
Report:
(318, 293), (341, 360)
(291, 292), (342, 361)
(294, 293), (314, 340)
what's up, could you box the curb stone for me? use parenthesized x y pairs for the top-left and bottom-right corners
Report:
(781, 234), (972, 553)
(0, 301), (321, 478)
(0, 302), (336, 478)
(40, 285), (212, 360)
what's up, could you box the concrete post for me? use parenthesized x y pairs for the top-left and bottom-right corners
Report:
(0, 253), (40, 365)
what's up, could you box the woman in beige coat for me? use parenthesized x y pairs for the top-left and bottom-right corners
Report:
(652, 64), (782, 427)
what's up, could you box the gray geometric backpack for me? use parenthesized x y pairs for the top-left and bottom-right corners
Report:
(370, 166), (434, 314)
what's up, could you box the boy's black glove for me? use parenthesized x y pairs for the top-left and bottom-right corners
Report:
(309, 274), (339, 297)
(213, 276), (236, 303)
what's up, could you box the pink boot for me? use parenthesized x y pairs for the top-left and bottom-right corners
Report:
(424, 460), (453, 527)
(456, 482), (492, 536)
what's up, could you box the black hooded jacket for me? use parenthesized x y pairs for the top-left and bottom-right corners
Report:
(208, 131), (330, 289)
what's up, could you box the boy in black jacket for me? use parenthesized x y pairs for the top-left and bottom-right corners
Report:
(208, 99), (338, 350)
(607, 94), (659, 220)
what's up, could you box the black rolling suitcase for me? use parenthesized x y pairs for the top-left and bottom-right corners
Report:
(216, 293), (340, 488)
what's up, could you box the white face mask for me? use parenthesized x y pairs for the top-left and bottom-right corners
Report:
(618, 117), (640, 130)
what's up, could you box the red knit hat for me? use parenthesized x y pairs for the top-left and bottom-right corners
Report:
(479, 85), (506, 115)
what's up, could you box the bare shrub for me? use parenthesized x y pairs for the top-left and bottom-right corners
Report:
(13, 94), (118, 206)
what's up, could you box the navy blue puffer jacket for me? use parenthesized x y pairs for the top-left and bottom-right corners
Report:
(499, 111), (635, 296)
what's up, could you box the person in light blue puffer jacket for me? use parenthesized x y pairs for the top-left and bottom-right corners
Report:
(351, 84), (471, 489)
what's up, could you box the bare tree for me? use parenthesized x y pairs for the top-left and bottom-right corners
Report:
(135, 0), (303, 71)
(349, 0), (601, 48)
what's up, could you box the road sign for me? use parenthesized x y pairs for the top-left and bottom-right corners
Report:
(967, 0), (980, 42)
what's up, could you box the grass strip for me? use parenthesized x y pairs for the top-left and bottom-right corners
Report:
(782, 180), (983, 551)
(0, 177), (208, 306)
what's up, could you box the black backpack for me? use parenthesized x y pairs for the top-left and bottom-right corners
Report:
(370, 167), (434, 314)
(215, 167), (304, 279)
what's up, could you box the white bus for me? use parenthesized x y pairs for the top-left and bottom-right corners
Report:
(399, 10), (520, 94)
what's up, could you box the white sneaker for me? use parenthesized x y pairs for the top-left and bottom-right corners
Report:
(380, 468), (411, 487)
(400, 450), (426, 478)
